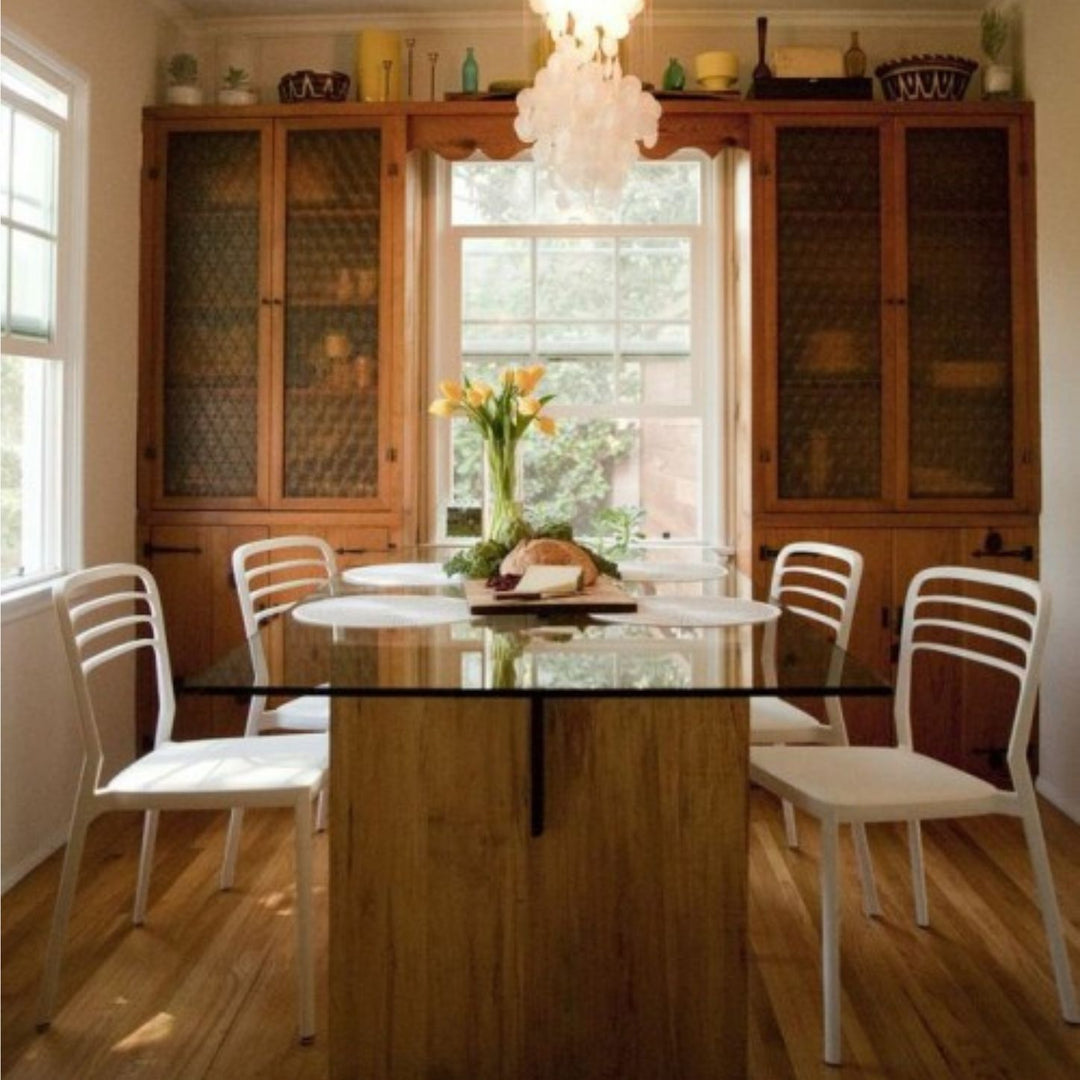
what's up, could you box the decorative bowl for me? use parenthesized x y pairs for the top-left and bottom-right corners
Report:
(695, 50), (739, 81)
(278, 69), (351, 103)
(875, 54), (978, 102)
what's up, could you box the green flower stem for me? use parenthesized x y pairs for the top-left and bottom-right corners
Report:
(485, 437), (524, 547)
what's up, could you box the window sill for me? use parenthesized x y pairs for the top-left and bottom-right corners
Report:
(1, 580), (56, 624)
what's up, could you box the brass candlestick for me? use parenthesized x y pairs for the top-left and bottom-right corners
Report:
(427, 51), (439, 101)
(405, 38), (416, 99)
(381, 59), (393, 102)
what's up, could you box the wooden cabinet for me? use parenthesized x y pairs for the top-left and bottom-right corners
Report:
(752, 108), (1037, 513)
(138, 107), (409, 738)
(750, 103), (1039, 780)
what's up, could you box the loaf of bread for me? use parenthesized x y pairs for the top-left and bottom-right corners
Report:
(500, 538), (599, 586)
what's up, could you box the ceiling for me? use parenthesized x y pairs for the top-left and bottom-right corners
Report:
(172, 1), (987, 17)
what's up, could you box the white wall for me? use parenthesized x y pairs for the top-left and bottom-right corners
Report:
(1024, 0), (1080, 821)
(0, 0), (168, 889)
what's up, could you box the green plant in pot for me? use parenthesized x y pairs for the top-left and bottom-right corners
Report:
(219, 65), (257, 106)
(980, 5), (1014, 98)
(166, 52), (202, 105)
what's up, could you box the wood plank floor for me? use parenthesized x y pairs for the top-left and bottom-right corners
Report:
(3, 789), (1079, 1078)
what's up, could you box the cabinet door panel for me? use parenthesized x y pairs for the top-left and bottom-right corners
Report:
(277, 125), (387, 507)
(769, 124), (887, 505)
(158, 127), (270, 505)
(903, 123), (1018, 504)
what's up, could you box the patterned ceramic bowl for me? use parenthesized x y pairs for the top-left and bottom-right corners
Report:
(278, 70), (351, 103)
(875, 55), (978, 102)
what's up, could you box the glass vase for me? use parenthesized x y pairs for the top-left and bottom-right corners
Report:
(483, 438), (525, 547)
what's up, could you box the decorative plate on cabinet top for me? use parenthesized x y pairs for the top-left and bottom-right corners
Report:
(875, 55), (978, 101)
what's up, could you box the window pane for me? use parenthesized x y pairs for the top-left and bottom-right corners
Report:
(11, 112), (58, 232)
(618, 162), (701, 225)
(618, 238), (690, 320)
(1, 353), (59, 581)
(1, 224), (8, 333)
(620, 353), (692, 407)
(452, 161), (534, 225)
(537, 353), (616, 405)
(462, 321), (532, 354)
(1, 104), (11, 217)
(537, 238), (613, 320)
(537, 320), (615, 353)
(619, 321), (690, 354)
(462, 237), (531, 320)
(9, 229), (54, 339)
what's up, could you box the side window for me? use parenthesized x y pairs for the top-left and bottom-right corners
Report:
(431, 154), (727, 545)
(1, 34), (83, 593)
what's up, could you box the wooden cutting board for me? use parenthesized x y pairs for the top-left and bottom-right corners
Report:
(464, 579), (638, 616)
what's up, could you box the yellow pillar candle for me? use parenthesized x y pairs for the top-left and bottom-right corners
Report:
(357, 30), (401, 102)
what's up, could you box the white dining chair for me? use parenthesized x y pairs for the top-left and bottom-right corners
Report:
(40, 563), (327, 1043)
(752, 541), (880, 916)
(750, 565), (1079, 1064)
(225, 535), (337, 880)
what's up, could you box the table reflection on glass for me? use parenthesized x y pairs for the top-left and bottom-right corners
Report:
(181, 561), (889, 1080)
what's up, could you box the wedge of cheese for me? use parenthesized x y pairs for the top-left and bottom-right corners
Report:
(511, 564), (583, 598)
(770, 47), (844, 78)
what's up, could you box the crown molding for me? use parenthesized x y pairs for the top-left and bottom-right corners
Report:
(186, 8), (979, 38)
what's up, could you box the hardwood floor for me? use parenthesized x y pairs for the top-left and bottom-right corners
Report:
(3, 790), (1079, 1078)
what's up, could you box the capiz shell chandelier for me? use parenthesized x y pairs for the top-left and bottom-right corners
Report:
(515, 0), (660, 209)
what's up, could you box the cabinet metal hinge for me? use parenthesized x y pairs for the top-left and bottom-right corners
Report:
(758, 448), (772, 464)
(146, 166), (160, 181)
(385, 446), (398, 462)
(143, 444), (158, 461)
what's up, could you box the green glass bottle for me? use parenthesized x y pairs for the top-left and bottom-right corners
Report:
(662, 57), (685, 92)
(462, 46), (479, 94)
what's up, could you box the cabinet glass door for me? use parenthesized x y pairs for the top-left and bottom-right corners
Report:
(281, 126), (382, 501)
(905, 126), (1014, 500)
(774, 127), (884, 501)
(162, 130), (263, 499)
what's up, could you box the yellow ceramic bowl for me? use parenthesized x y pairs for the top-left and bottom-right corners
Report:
(698, 74), (738, 91)
(695, 50), (739, 81)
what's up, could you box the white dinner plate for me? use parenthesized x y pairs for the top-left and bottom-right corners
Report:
(292, 594), (471, 629)
(341, 562), (457, 589)
(591, 596), (781, 628)
(618, 561), (730, 583)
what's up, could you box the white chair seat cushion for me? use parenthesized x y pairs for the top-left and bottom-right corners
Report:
(750, 697), (833, 742)
(267, 693), (331, 732)
(104, 734), (328, 801)
(749, 746), (1004, 822)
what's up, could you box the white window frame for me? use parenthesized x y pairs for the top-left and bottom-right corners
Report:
(1, 27), (86, 613)
(427, 150), (734, 551)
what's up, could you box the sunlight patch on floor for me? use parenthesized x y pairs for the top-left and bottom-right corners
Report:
(111, 1011), (174, 1051)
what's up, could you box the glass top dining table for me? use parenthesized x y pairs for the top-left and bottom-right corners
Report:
(178, 554), (891, 702)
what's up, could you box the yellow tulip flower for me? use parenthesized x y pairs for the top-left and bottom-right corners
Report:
(439, 379), (464, 402)
(537, 415), (557, 436)
(467, 381), (493, 407)
(518, 396), (541, 417)
(428, 398), (457, 417)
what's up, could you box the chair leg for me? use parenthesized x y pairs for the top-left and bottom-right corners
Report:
(851, 822), (881, 918)
(294, 793), (316, 1044)
(821, 817), (843, 1065)
(907, 819), (929, 927)
(782, 798), (799, 848)
(133, 809), (159, 925)
(1019, 804), (1080, 1022)
(220, 807), (245, 890)
(37, 808), (92, 1030)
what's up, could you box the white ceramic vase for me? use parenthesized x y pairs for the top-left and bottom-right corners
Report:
(984, 63), (1014, 98)
(166, 84), (203, 105)
(217, 87), (258, 106)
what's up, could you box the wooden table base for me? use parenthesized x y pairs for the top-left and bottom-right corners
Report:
(330, 694), (749, 1079)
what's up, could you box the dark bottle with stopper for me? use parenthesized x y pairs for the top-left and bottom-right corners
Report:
(753, 16), (772, 80)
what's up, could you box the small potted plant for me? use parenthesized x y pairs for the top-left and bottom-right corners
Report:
(165, 52), (202, 105)
(980, 4), (1014, 98)
(218, 65), (258, 106)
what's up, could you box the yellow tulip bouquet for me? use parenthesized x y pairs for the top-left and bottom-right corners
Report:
(429, 364), (557, 549)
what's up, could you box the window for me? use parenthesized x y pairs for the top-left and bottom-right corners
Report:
(1, 33), (84, 595)
(430, 154), (731, 546)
